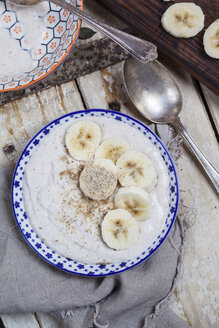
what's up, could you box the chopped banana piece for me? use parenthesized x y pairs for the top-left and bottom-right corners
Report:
(161, 3), (204, 38)
(65, 120), (101, 161)
(116, 150), (157, 191)
(79, 159), (117, 201)
(203, 20), (219, 59)
(114, 186), (151, 221)
(101, 209), (139, 250)
(95, 137), (130, 164)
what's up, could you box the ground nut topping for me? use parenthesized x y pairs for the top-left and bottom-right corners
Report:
(79, 162), (117, 200)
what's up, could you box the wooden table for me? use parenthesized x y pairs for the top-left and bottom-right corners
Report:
(0, 1), (218, 327)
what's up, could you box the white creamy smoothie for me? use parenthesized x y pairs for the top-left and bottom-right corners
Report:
(22, 116), (170, 264)
(0, 1), (47, 78)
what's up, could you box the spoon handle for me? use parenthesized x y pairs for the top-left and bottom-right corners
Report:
(50, 0), (157, 63)
(173, 119), (219, 194)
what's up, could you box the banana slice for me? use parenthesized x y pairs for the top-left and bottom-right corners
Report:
(161, 3), (204, 38)
(203, 20), (219, 59)
(101, 209), (139, 250)
(116, 150), (157, 191)
(94, 158), (117, 175)
(65, 120), (101, 161)
(95, 138), (130, 164)
(79, 159), (117, 201)
(114, 186), (151, 221)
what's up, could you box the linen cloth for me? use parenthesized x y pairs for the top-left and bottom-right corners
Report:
(0, 164), (191, 328)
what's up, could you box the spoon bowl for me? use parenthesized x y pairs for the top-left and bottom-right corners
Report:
(123, 56), (219, 193)
(124, 57), (182, 124)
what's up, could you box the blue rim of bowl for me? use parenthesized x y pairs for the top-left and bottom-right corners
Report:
(11, 109), (179, 277)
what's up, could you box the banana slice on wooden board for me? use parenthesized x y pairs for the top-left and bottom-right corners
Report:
(101, 209), (139, 250)
(79, 158), (117, 201)
(95, 137), (130, 164)
(161, 3), (204, 38)
(203, 20), (219, 59)
(116, 150), (157, 191)
(114, 186), (151, 221)
(65, 120), (101, 160)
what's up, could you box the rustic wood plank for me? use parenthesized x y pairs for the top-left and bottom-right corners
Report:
(200, 84), (219, 133)
(1, 314), (40, 328)
(77, 60), (218, 327)
(0, 58), (218, 328)
(35, 313), (60, 328)
(97, 0), (219, 95)
(155, 57), (219, 328)
(0, 80), (85, 327)
(77, 61), (154, 126)
(0, 80), (84, 168)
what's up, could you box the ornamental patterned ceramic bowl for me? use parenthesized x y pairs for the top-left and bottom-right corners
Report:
(12, 109), (179, 276)
(0, 0), (82, 92)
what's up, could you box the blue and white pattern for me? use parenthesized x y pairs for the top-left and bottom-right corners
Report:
(12, 109), (179, 276)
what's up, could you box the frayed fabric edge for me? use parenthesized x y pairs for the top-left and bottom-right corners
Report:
(52, 302), (109, 328)
(52, 308), (79, 320)
(143, 198), (196, 328)
(93, 302), (109, 328)
(51, 197), (196, 328)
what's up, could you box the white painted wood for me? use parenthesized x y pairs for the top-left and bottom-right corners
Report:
(0, 59), (218, 328)
(0, 81), (84, 168)
(78, 60), (219, 327)
(35, 313), (61, 328)
(0, 81), (84, 328)
(157, 56), (219, 328)
(1, 313), (39, 328)
(77, 62), (154, 126)
(200, 85), (219, 133)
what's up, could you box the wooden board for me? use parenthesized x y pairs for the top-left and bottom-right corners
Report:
(97, 0), (219, 95)
(1, 59), (219, 328)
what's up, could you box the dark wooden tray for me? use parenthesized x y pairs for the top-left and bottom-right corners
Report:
(97, 0), (219, 95)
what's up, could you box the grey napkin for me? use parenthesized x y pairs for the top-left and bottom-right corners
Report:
(0, 166), (191, 328)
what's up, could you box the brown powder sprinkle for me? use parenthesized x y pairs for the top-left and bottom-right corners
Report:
(59, 163), (85, 181)
(53, 156), (116, 240)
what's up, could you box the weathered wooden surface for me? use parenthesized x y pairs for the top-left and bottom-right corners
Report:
(201, 85), (219, 134)
(97, 0), (219, 95)
(1, 0), (219, 327)
(0, 81), (84, 167)
(1, 58), (219, 328)
(156, 57), (219, 327)
(1, 314), (39, 328)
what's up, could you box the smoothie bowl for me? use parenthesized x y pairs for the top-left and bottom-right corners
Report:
(12, 109), (179, 276)
(0, 0), (82, 92)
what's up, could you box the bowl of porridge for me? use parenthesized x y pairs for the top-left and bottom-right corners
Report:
(0, 0), (82, 92)
(12, 109), (179, 276)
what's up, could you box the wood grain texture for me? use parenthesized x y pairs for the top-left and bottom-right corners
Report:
(0, 81), (84, 167)
(97, 0), (219, 95)
(1, 313), (40, 328)
(0, 59), (218, 328)
(201, 84), (219, 133)
(78, 60), (219, 327)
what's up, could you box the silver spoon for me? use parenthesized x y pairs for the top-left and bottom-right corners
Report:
(9, 0), (157, 64)
(123, 56), (219, 193)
